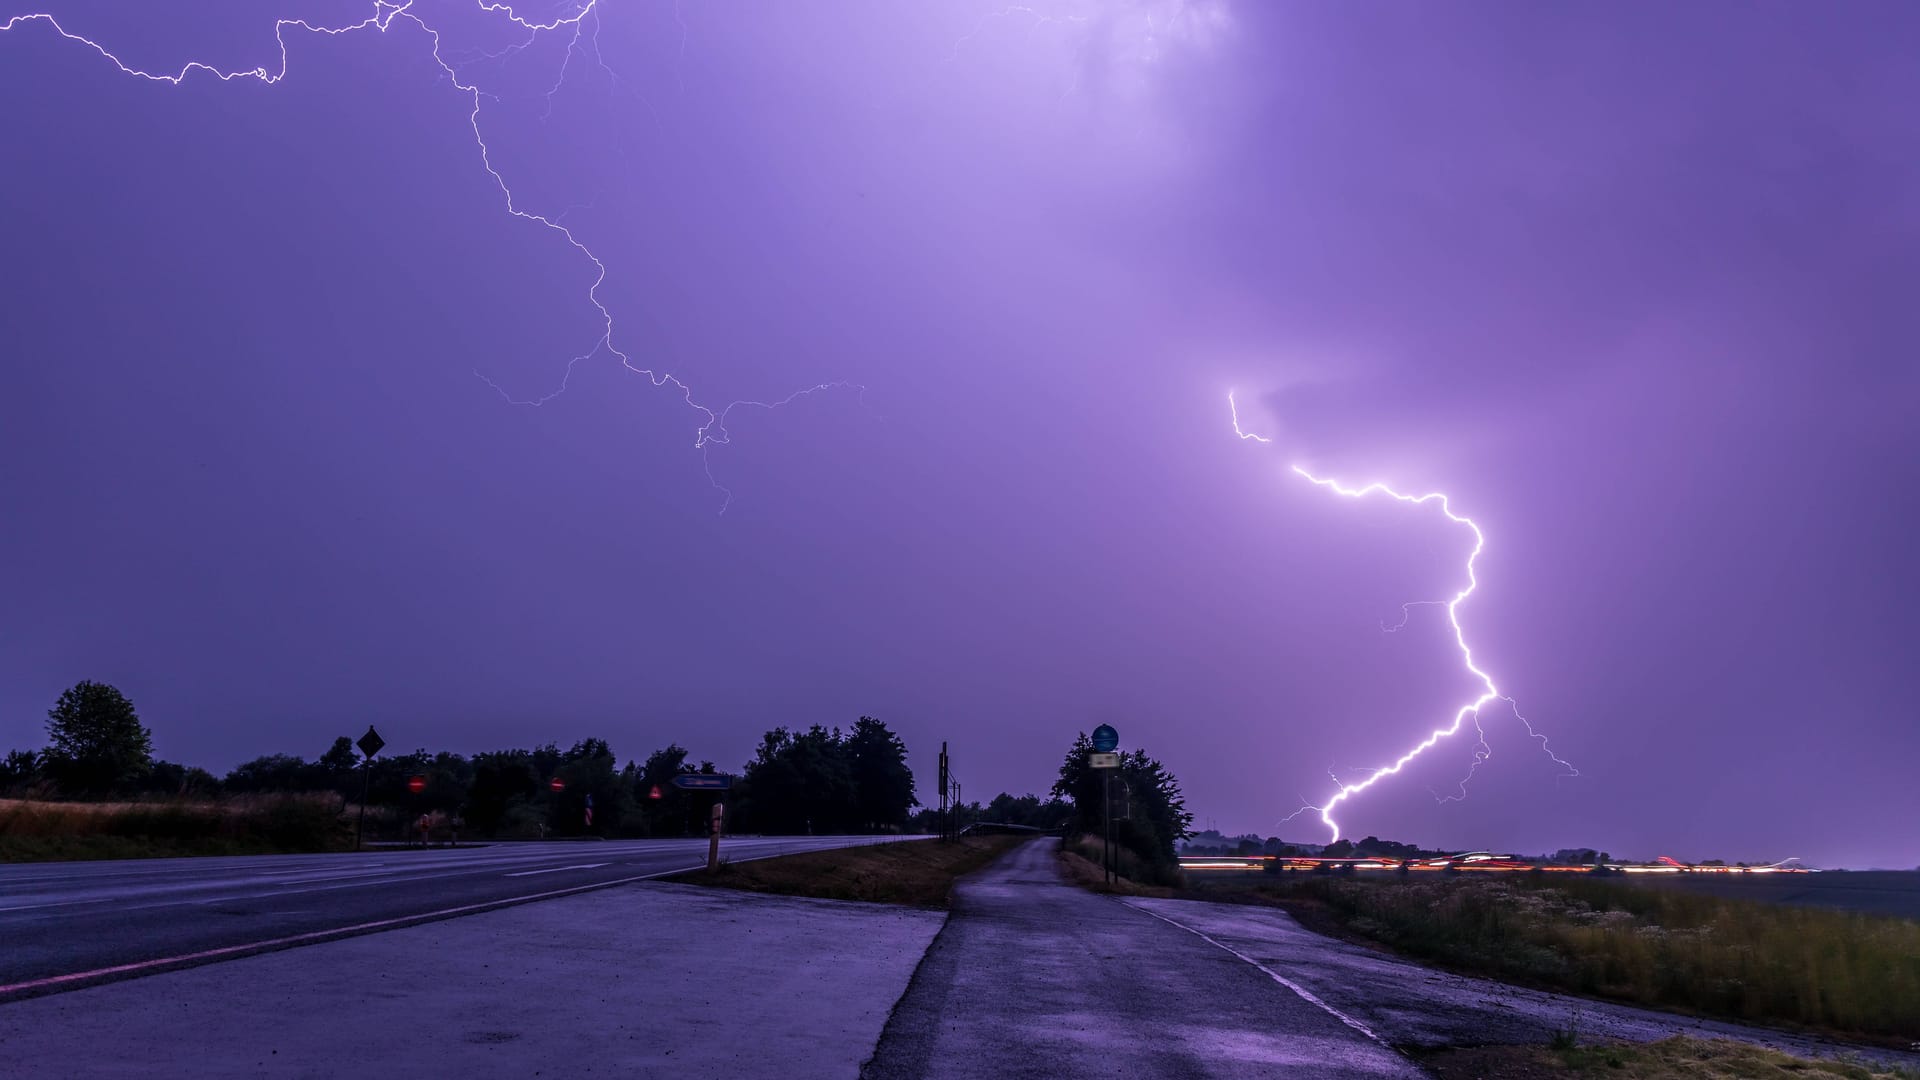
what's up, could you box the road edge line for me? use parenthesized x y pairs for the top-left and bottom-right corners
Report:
(0, 864), (704, 1000)
(1124, 899), (1397, 1047)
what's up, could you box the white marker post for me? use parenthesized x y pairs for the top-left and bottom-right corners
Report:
(708, 801), (724, 872)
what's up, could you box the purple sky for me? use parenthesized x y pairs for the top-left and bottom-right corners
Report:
(3, 2), (1916, 867)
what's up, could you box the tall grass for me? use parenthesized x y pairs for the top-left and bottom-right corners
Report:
(1233, 873), (1920, 1042)
(1066, 833), (1184, 888)
(0, 794), (348, 860)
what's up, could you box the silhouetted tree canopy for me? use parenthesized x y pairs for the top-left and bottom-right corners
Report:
(43, 681), (153, 793)
(1052, 731), (1192, 867)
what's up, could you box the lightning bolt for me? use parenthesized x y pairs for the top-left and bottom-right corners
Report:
(1226, 391), (1576, 841)
(1, 1), (858, 512)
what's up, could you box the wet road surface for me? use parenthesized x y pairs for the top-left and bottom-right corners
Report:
(862, 837), (1421, 1079)
(0, 835), (910, 997)
(1124, 896), (1920, 1072)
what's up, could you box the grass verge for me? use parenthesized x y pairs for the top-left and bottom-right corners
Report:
(673, 835), (1021, 907)
(0, 795), (350, 861)
(1183, 872), (1920, 1045)
(1058, 835), (1180, 897)
(1418, 1036), (1920, 1079)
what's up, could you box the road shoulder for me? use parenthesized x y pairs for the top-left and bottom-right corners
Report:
(1122, 896), (1920, 1072)
(0, 880), (943, 1079)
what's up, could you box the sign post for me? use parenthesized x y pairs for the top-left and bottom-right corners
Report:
(354, 725), (386, 852)
(1090, 726), (1120, 887)
(708, 801), (724, 872)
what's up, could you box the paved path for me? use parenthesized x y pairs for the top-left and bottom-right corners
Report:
(0, 879), (943, 1079)
(0, 835), (914, 997)
(862, 838), (1420, 1079)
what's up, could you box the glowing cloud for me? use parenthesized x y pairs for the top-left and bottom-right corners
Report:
(0, 1), (857, 511)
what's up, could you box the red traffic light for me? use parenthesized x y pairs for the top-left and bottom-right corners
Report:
(648, 785), (663, 800)
(407, 775), (426, 794)
(549, 777), (565, 792)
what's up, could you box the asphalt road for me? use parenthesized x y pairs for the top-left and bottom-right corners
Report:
(0, 835), (908, 998)
(862, 838), (1420, 1079)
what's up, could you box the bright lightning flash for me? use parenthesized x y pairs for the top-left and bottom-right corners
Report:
(1226, 392), (1576, 841)
(0, 2), (857, 511)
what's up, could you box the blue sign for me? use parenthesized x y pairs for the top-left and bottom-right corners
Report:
(671, 774), (732, 790)
(1091, 724), (1119, 753)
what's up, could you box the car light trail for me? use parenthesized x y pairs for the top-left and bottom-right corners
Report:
(1227, 392), (1576, 840)
(1176, 853), (1814, 874)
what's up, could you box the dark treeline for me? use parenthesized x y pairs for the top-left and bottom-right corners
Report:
(905, 791), (1074, 835)
(3, 681), (921, 839)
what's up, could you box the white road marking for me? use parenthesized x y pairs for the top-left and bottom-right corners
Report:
(503, 863), (609, 877)
(1126, 902), (1393, 1046)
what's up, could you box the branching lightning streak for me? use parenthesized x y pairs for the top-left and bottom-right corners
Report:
(2, 2), (857, 512)
(1226, 392), (1576, 840)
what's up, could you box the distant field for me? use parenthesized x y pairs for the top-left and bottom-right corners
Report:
(1622, 871), (1920, 921)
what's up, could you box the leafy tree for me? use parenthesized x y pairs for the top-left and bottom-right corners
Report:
(846, 716), (915, 830)
(630, 744), (704, 837)
(739, 725), (856, 834)
(549, 738), (626, 837)
(467, 750), (541, 836)
(980, 791), (1071, 829)
(0, 749), (38, 790)
(43, 681), (153, 792)
(315, 736), (361, 795)
(1051, 731), (1193, 868)
(225, 754), (312, 792)
(143, 760), (218, 796)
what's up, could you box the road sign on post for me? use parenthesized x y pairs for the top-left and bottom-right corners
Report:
(1089, 726), (1119, 885)
(354, 726), (384, 852)
(671, 774), (731, 790)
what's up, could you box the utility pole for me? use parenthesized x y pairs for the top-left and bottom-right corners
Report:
(938, 742), (950, 842)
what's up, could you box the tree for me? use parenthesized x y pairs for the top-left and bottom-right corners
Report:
(0, 749), (38, 790)
(1051, 732), (1193, 868)
(225, 754), (312, 792)
(738, 725), (855, 834)
(467, 750), (541, 836)
(315, 736), (361, 796)
(43, 681), (153, 793)
(143, 760), (218, 796)
(550, 738), (625, 836)
(846, 717), (915, 831)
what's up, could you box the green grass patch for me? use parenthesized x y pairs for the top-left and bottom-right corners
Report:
(1420, 1035), (1920, 1079)
(674, 835), (1021, 907)
(1187, 872), (1920, 1043)
(0, 795), (350, 860)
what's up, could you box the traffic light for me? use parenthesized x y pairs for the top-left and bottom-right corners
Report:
(407, 775), (426, 794)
